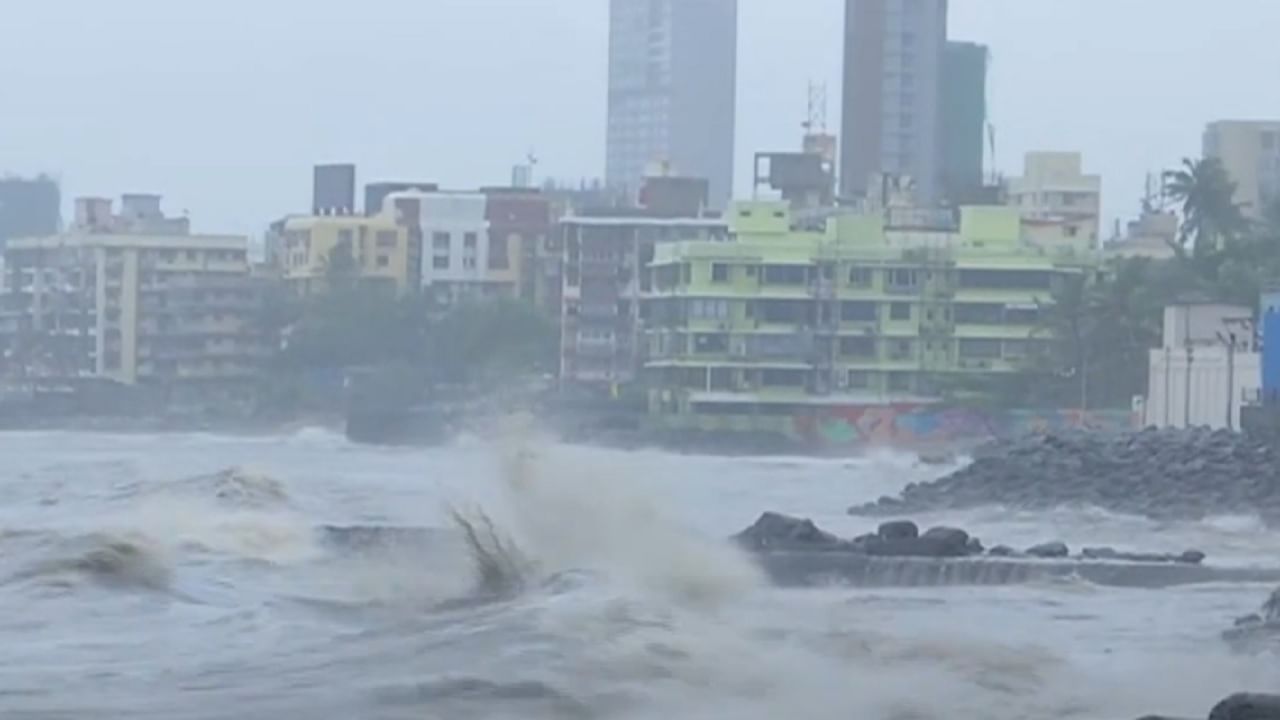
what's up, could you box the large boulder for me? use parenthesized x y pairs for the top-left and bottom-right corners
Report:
(732, 512), (847, 552)
(877, 520), (919, 541)
(1026, 541), (1070, 559)
(1209, 694), (1280, 720)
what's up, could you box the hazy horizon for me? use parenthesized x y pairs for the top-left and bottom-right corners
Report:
(2, 0), (1278, 237)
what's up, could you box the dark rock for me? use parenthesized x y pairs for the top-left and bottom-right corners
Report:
(988, 545), (1016, 557)
(1209, 693), (1280, 720)
(921, 526), (970, 554)
(732, 512), (846, 552)
(1082, 546), (1119, 560)
(1026, 541), (1069, 559)
(877, 520), (919, 542)
(1180, 550), (1207, 565)
(965, 536), (985, 555)
(845, 429), (1280, 524)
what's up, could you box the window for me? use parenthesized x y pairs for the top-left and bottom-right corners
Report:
(338, 229), (354, 245)
(849, 267), (873, 287)
(888, 373), (913, 393)
(376, 255), (389, 268)
(711, 263), (730, 283)
(689, 299), (730, 320)
(887, 268), (919, 293)
(840, 336), (875, 358)
(433, 256), (449, 269)
(693, 333), (728, 354)
(959, 339), (1002, 359)
(489, 235), (510, 270)
(376, 230), (398, 248)
(959, 269), (1053, 290)
(890, 302), (911, 321)
(464, 232), (478, 249)
(1065, 226), (1080, 238)
(841, 301), (876, 322)
(762, 369), (805, 388)
(847, 371), (870, 389)
(762, 265), (807, 285)
(954, 304), (1002, 324)
(432, 232), (450, 250)
(890, 340), (914, 360)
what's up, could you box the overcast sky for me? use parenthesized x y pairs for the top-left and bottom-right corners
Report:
(2, 0), (1278, 237)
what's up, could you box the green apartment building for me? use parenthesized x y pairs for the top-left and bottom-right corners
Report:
(642, 201), (1097, 432)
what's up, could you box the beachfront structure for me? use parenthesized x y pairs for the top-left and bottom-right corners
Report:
(278, 213), (416, 297)
(0, 197), (267, 386)
(641, 201), (1097, 429)
(559, 211), (730, 387)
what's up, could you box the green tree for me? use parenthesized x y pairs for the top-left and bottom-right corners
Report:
(429, 297), (558, 385)
(1162, 157), (1247, 268)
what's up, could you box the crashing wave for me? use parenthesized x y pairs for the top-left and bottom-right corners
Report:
(6, 532), (173, 591)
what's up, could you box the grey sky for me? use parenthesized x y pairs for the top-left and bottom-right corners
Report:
(2, 0), (1278, 237)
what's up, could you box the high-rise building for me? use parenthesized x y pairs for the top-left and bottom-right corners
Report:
(840, 0), (947, 204)
(0, 175), (61, 246)
(939, 41), (988, 204)
(1203, 120), (1280, 220)
(605, 0), (738, 209)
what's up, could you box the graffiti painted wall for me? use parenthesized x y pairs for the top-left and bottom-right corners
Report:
(794, 405), (1137, 449)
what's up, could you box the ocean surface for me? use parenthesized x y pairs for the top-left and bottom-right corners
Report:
(1, 426), (1277, 719)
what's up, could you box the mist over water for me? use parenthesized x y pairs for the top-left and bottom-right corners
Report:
(0, 428), (1274, 719)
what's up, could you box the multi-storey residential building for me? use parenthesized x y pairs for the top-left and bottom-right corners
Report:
(641, 201), (1096, 429)
(840, 0), (948, 203)
(482, 187), (555, 309)
(393, 191), (517, 306)
(605, 0), (738, 208)
(1, 197), (267, 386)
(1006, 152), (1102, 248)
(278, 213), (415, 296)
(1203, 120), (1280, 219)
(559, 211), (729, 387)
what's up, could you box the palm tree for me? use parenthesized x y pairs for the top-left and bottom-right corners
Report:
(1162, 157), (1247, 265)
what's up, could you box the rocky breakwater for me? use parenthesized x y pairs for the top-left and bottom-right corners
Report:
(733, 512), (1280, 589)
(849, 428), (1280, 522)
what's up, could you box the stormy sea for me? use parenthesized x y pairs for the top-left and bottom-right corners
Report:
(1, 425), (1277, 719)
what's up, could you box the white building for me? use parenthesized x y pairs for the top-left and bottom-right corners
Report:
(391, 191), (515, 306)
(1144, 302), (1259, 430)
(1006, 152), (1102, 248)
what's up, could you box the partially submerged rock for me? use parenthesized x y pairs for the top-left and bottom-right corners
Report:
(732, 512), (848, 552)
(1222, 587), (1280, 653)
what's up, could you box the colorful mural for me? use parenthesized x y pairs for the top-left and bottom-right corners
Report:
(794, 405), (1137, 449)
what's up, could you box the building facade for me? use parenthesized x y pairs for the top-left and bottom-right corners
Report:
(559, 212), (729, 387)
(1203, 120), (1280, 219)
(840, 0), (948, 203)
(0, 175), (60, 247)
(396, 191), (517, 306)
(1, 197), (266, 386)
(482, 188), (555, 310)
(605, 0), (738, 208)
(278, 213), (415, 296)
(1006, 152), (1102, 248)
(641, 201), (1096, 430)
(939, 41), (988, 204)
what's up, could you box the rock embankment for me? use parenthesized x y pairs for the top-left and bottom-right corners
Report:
(733, 512), (1206, 564)
(848, 428), (1280, 521)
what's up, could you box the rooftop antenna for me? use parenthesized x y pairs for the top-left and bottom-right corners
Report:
(802, 81), (828, 137)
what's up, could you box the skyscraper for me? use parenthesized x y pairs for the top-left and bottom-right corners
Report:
(840, 0), (947, 203)
(605, 0), (738, 209)
(1203, 120), (1280, 220)
(939, 41), (988, 204)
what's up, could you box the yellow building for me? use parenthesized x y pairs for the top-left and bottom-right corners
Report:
(2, 232), (266, 385)
(279, 214), (415, 296)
